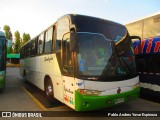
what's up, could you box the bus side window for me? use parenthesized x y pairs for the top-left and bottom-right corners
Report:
(23, 45), (26, 58)
(56, 17), (70, 51)
(20, 48), (24, 59)
(26, 44), (29, 57)
(28, 42), (32, 57)
(45, 27), (53, 53)
(31, 39), (36, 56)
(38, 33), (44, 54)
(62, 33), (73, 76)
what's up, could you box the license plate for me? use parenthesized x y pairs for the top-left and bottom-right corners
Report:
(115, 98), (124, 104)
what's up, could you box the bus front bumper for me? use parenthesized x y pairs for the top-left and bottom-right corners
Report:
(75, 87), (140, 111)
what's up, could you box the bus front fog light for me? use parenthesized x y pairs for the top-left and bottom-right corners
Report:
(82, 102), (88, 106)
(106, 100), (112, 104)
(128, 96), (132, 100)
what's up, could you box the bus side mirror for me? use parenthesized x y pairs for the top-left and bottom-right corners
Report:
(130, 36), (141, 54)
(70, 31), (76, 51)
(130, 36), (141, 41)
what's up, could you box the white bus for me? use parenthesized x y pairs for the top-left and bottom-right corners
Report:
(20, 14), (140, 111)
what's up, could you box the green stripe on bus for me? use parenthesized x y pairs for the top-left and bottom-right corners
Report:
(75, 87), (140, 111)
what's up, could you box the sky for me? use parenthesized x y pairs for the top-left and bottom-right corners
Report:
(0, 0), (160, 39)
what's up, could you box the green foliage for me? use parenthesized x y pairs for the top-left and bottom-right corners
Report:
(3, 25), (31, 53)
(13, 31), (21, 53)
(7, 47), (12, 54)
(3, 25), (12, 40)
(21, 33), (31, 46)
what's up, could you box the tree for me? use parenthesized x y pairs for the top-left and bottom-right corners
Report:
(21, 33), (31, 46)
(3, 25), (12, 40)
(13, 31), (21, 53)
(3, 25), (13, 53)
(26, 33), (31, 41)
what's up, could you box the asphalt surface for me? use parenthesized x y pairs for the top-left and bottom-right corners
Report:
(0, 68), (160, 120)
(0, 68), (41, 111)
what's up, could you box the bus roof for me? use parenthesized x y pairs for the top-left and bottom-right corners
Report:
(63, 14), (125, 28)
(22, 14), (126, 48)
(126, 11), (160, 25)
(0, 31), (6, 37)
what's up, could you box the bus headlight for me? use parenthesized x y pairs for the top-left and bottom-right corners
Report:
(77, 89), (101, 96)
(132, 82), (140, 89)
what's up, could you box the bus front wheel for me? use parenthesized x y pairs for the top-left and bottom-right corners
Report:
(45, 79), (54, 101)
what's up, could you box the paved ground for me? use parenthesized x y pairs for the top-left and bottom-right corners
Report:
(0, 68), (41, 111)
(0, 68), (159, 120)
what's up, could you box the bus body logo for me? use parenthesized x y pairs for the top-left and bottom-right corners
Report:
(64, 86), (73, 94)
(64, 95), (74, 105)
(44, 56), (53, 62)
(117, 87), (121, 94)
(133, 37), (160, 54)
(76, 82), (83, 86)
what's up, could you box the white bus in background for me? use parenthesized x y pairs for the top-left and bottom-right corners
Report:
(20, 14), (140, 111)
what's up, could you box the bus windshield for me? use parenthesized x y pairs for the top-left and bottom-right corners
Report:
(114, 27), (137, 76)
(115, 36), (137, 77)
(76, 32), (137, 80)
(77, 32), (113, 76)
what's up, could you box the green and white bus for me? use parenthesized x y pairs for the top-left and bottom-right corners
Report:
(0, 31), (6, 91)
(20, 14), (140, 111)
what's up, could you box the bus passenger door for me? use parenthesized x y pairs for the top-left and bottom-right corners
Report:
(62, 33), (75, 109)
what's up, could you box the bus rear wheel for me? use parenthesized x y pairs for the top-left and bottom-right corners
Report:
(45, 79), (54, 101)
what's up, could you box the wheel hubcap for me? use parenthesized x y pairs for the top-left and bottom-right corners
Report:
(46, 85), (52, 96)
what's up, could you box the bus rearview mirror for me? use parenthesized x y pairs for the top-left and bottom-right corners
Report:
(130, 36), (141, 54)
(70, 32), (77, 51)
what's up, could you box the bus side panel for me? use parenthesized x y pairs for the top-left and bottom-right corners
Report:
(32, 54), (63, 102)
(49, 55), (64, 102)
(20, 54), (64, 102)
(62, 76), (75, 109)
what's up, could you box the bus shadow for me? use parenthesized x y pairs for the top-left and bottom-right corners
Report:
(21, 80), (64, 108)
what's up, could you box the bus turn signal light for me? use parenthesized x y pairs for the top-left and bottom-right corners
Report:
(77, 89), (101, 96)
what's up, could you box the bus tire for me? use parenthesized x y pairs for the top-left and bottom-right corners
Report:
(45, 78), (54, 101)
